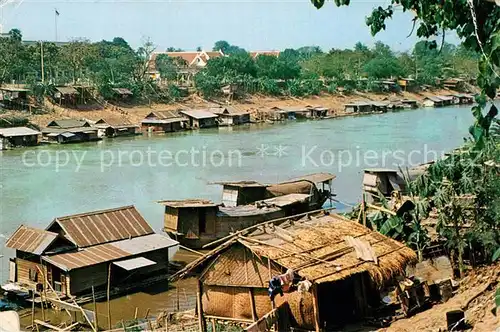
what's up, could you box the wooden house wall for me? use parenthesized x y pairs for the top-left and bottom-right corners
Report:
(164, 207), (179, 232)
(215, 210), (285, 235)
(15, 257), (47, 287)
(199, 118), (217, 128)
(177, 207), (217, 236)
(68, 263), (108, 295)
(236, 187), (267, 206)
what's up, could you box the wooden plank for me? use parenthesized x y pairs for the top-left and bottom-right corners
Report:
(312, 284), (321, 332)
(249, 288), (258, 322)
(34, 319), (65, 332)
(196, 279), (206, 332)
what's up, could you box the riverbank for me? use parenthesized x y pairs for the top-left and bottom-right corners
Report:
(14, 88), (456, 128)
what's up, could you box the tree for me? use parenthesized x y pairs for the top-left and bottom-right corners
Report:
(155, 54), (179, 81)
(8, 28), (22, 43)
(212, 40), (246, 55)
(60, 39), (97, 83)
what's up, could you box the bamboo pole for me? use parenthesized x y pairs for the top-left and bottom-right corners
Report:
(40, 290), (45, 322)
(366, 203), (396, 216)
(179, 245), (204, 256)
(144, 308), (150, 320)
(92, 286), (99, 330)
(202, 206), (336, 249)
(35, 265), (72, 318)
(196, 279), (205, 332)
(249, 289), (258, 322)
(312, 284), (321, 332)
(211, 319), (216, 332)
(31, 291), (35, 328)
(134, 307), (138, 320)
(176, 286), (180, 311)
(107, 264), (112, 330)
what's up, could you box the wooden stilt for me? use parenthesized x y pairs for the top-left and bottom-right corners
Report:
(176, 285), (180, 311)
(40, 291), (45, 322)
(92, 286), (99, 330)
(107, 264), (112, 330)
(312, 284), (321, 332)
(211, 319), (216, 332)
(196, 279), (206, 332)
(134, 307), (138, 320)
(249, 288), (258, 321)
(144, 308), (150, 320)
(31, 291), (35, 328)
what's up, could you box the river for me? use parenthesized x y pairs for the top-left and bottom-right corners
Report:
(0, 104), (475, 327)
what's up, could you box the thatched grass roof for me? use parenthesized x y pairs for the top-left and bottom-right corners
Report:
(172, 213), (416, 287)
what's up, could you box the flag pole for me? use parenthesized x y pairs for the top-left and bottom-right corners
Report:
(54, 8), (58, 42)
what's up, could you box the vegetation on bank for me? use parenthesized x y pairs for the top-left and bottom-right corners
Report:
(0, 28), (479, 104)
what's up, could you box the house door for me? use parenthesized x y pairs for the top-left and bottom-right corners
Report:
(9, 259), (16, 282)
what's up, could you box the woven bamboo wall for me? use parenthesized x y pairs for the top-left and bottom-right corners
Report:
(202, 285), (315, 329)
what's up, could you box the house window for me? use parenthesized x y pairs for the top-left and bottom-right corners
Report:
(29, 269), (38, 282)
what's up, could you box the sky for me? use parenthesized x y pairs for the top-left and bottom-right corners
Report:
(0, 0), (459, 52)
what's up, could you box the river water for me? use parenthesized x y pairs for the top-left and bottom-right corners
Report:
(0, 105), (475, 327)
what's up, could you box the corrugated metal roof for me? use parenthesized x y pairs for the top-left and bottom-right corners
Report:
(113, 257), (156, 271)
(180, 109), (218, 119)
(217, 205), (282, 217)
(111, 233), (178, 254)
(49, 205), (154, 248)
(141, 118), (185, 124)
(42, 233), (177, 271)
(42, 243), (130, 271)
(289, 173), (336, 184)
(55, 87), (78, 95)
(157, 199), (217, 208)
(46, 119), (90, 129)
(257, 193), (311, 208)
(5, 225), (58, 255)
(0, 127), (41, 137)
(112, 88), (133, 95)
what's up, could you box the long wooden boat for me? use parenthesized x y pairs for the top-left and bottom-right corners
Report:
(160, 173), (335, 248)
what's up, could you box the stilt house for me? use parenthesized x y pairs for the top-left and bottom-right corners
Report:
(172, 213), (416, 331)
(5, 206), (178, 298)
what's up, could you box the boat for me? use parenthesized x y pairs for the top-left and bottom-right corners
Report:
(159, 173), (335, 248)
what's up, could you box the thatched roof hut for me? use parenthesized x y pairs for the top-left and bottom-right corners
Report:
(172, 213), (416, 331)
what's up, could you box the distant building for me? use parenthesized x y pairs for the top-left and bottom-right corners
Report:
(93, 117), (139, 137)
(210, 106), (250, 126)
(249, 50), (281, 59)
(4, 206), (178, 298)
(180, 109), (219, 129)
(0, 127), (41, 150)
(42, 119), (99, 143)
(141, 110), (188, 133)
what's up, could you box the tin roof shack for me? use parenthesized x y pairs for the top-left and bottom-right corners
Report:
(141, 110), (187, 133)
(370, 102), (389, 113)
(4, 226), (72, 293)
(401, 99), (418, 109)
(285, 106), (311, 120)
(397, 78), (417, 92)
(160, 199), (219, 248)
(93, 118), (139, 138)
(306, 106), (329, 119)
(42, 120), (99, 144)
(442, 78), (465, 91)
(215, 181), (268, 207)
(452, 93), (474, 104)
(53, 87), (79, 107)
(180, 109), (218, 129)
(111, 88), (133, 101)
(4, 206), (178, 299)
(173, 214), (416, 331)
(436, 95), (454, 106)
(0, 87), (30, 110)
(344, 102), (372, 114)
(423, 96), (445, 108)
(444, 95), (460, 105)
(0, 127), (41, 150)
(362, 169), (409, 204)
(210, 106), (250, 126)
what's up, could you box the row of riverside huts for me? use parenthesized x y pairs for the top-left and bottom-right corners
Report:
(422, 93), (474, 107)
(3, 205), (178, 300)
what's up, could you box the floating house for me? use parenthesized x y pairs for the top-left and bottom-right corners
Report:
(93, 118), (139, 137)
(400, 99), (418, 108)
(4, 206), (178, 298)
(422, 96), (445, 108)
(161, 173), (335, 248)
(172, 213), (416, 331)
(306, 106), (329, 118)
(344, 102), (372, 113)
(442, 78), (465, 91)
(141, 110), (187, 133)
(210, 106), (250, 126)
(180, 109), (218, 129)
(42, 119), (99, 144)
(435, 95), (454, 106)
(452, 93), (474, 104)
(0, 127), (41, 150)
(0, 87), (30, 110)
